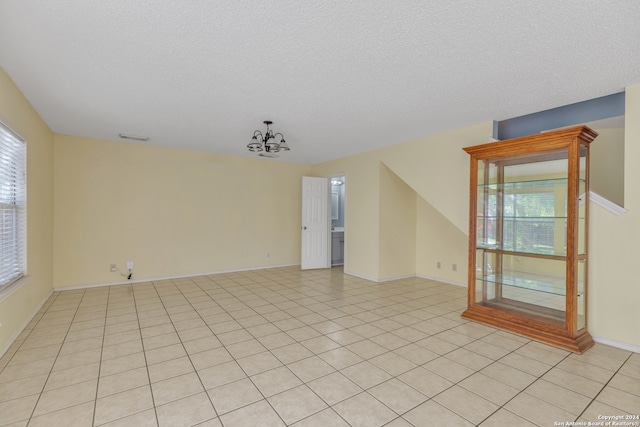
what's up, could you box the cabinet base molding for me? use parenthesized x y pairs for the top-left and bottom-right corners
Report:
(462, 306), (595, 354)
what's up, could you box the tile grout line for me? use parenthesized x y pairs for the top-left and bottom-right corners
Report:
(470, 340), (567, 426)
(379, 326), (530, 425)
(133, 281), (162, 427)
(187, 274), (312, 426)
(218, 274), (473, 424)
(191, 272), (485, 425)
(91, 286), (110, 427)
(169, 275), (244, 424)
(198, 273), (364, 425)
(0, 290), (62, 374)
(574, 351), (635, 422)
(24, 289), (86, 424)
(198, 270), (616, 427)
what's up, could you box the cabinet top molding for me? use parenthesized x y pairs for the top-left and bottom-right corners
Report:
(464, 125), (598, 160)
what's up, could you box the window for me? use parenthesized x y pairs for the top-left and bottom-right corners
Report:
(484, 190), (564, 255)
(502, 192), (559, 254)
(0, 121), (26, 290)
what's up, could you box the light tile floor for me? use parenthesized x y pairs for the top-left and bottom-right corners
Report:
(0, 266), (638, 427)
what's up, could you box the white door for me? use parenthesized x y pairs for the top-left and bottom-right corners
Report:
(301, 176), (330, 269)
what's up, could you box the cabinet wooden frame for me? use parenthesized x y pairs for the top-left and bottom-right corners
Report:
(462, 125), (597, 353)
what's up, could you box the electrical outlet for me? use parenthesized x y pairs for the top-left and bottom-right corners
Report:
(452, 263), (457, 272)
(126, 261), (134, 271)
(437, 261), (441, 269)
(110, 264), (117, 272)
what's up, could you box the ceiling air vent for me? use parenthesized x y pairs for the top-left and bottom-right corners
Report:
(119, 133), (149, 142)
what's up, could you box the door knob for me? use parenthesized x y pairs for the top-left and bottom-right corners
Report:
(302, 226), (307, 230)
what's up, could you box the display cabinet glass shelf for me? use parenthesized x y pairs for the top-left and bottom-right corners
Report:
(462, 125), (597, 353)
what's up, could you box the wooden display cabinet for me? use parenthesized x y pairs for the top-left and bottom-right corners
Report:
(462, 125), (597, 353)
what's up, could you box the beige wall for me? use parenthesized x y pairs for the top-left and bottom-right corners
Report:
(378, 164), (416, 280)
(590, 126), (624, 207)
(588, 84), (640, 348)
(310, 153), (382, 280)
(311, 122), (493, 284)
(378, 122), (490, 234)
(0, 68), (54, 351)
(416, 195), (468, 283)
(53, 135), (310, 288)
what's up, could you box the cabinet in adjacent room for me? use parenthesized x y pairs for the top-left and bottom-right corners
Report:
(331, 231), (344, 265)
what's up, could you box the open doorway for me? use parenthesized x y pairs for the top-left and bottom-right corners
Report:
(330, 176), (345, 266)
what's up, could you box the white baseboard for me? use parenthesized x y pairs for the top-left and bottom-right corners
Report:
(416, 274), (467, 288)
(343, 270), (380, 283)
(592, 336), (640, 354)
(54, 263), (300, 292)
(343, 271), (417, 283)
(0, 289), (53, 359)
(54, 266), (462, 291)
(344, 271), (468, 287)
(379, 274), (417, 282)
(344, 271), (466, 286)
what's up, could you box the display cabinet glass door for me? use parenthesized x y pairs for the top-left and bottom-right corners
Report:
(576, 144), (589, 331)
(474, 148), (572, 326)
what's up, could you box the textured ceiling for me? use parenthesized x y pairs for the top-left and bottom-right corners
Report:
(1, 0), (639, 164)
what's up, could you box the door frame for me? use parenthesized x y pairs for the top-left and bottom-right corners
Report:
(329, 174), (347, 269)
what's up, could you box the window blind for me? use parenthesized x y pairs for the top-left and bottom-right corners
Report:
(0, 121), (26, 289)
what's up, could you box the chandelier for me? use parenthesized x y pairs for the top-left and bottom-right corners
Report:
(247, 121), (289, 154)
